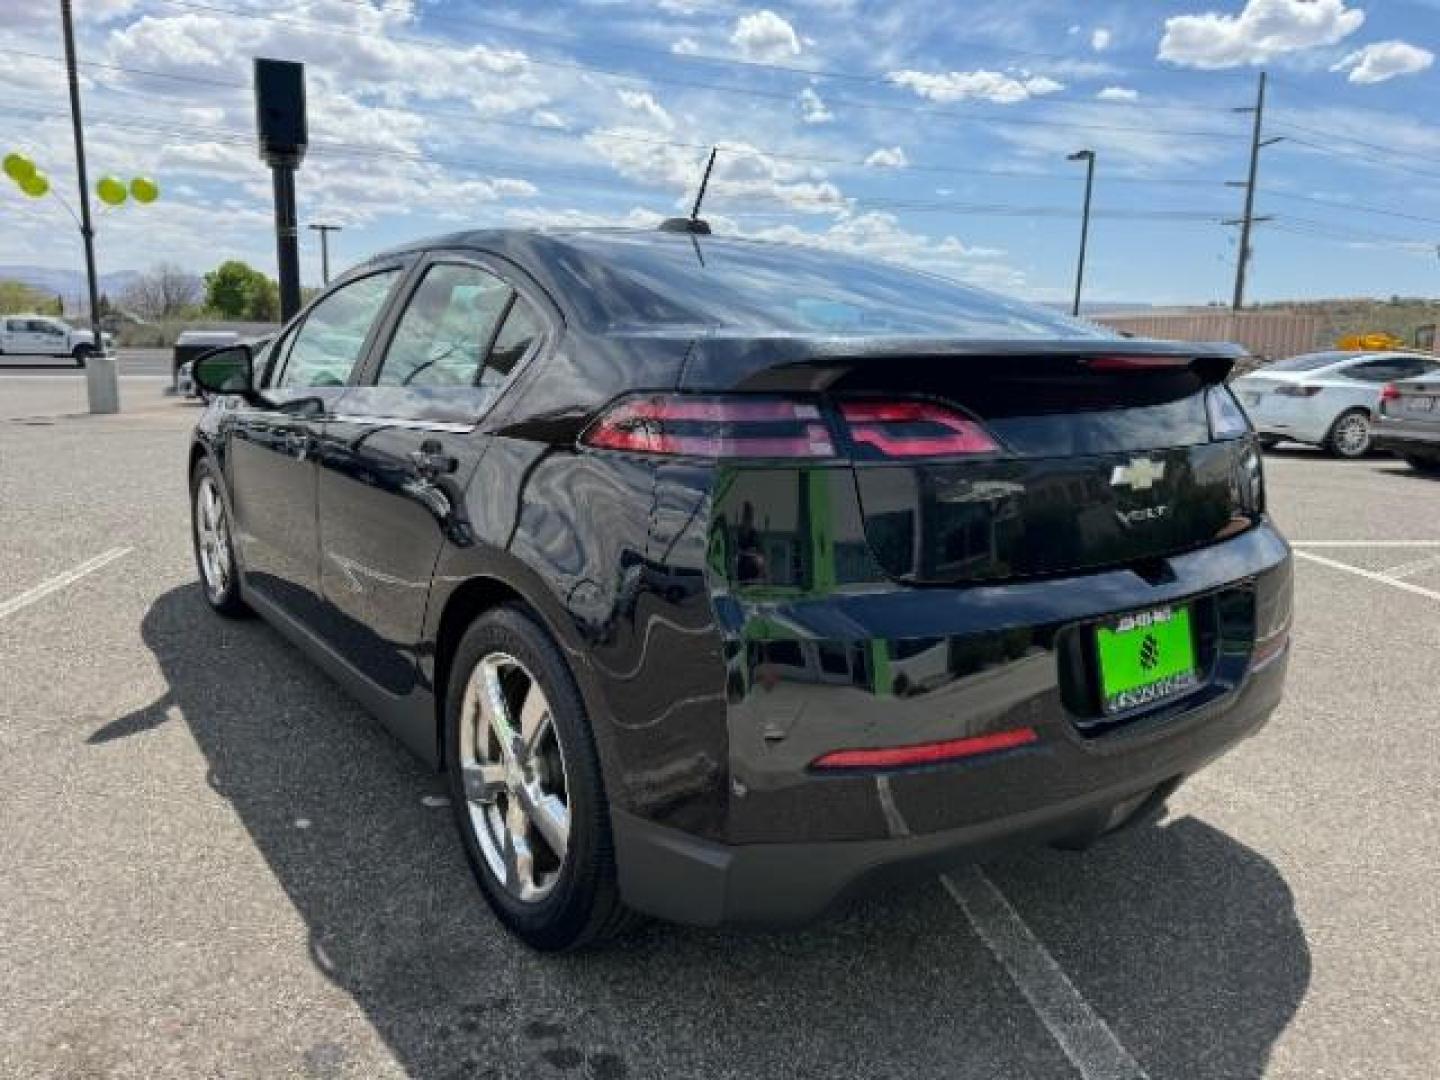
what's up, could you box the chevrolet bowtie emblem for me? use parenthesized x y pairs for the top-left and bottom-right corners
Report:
(1110, 457), (1166, 491)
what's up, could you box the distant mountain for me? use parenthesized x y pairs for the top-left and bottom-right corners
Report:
(0, 264), (143, 303)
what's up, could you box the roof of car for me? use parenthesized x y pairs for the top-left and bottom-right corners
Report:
(362, 227), (1150, 346)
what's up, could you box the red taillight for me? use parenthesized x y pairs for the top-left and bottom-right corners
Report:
(839, 400), (998, 458)
(1085, 356), (1193, 372)
(1381, 383), (1401, 403)
(812, 726), (1038, 771)
(583, 395), (835, 458)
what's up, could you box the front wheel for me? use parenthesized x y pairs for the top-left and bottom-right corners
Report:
(445, 605), (635, 951)
(190, 461), (248, 616)
(72, 344), (93, 368)
(1326, 409), (1372, 458)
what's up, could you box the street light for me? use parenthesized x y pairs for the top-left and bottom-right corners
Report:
(1067, 149), (1096, 318)
(308, 222), (342, 284)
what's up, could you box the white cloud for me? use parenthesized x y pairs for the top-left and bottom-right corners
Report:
(1096, 85), (1139, 101)
(1091, 28), (1112, 52)
(744, 212), (1023, 291)
(799, 86), (833, 123)
(730, 10), (802, 62)
(671, 36), (701, 56)
(616, 89), (675, 131)
(1159, 0), (1365, 69)
(888, 69), (1064, 105)
(1331, 40), (1435, 84)
(864, 146), (908, 168)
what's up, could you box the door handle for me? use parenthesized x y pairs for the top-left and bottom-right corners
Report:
(409, 439), (458, 479)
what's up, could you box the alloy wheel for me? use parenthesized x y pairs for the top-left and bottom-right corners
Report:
(1332, 413), (1371, 457)
(195, 476), (233, 602)
(458, 653), (571, 904)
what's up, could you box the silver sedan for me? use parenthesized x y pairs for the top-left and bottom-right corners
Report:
(1233, 351), (1440, 457)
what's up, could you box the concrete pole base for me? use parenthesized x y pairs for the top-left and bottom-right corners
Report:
(84, 352), (121, 414)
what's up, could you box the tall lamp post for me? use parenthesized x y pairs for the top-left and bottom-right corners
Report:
(1067, 149), (1096, 318)
(308, 222), (342, 284)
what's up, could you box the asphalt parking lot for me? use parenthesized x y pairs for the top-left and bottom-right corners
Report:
(2, 376), (1437, 1079)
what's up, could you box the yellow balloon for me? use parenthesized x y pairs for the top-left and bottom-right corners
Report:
(4, 152), (36, 183)
(130, 176), (159, 204)
(97, 175), (127, 206)
(20, 172), (49, 198)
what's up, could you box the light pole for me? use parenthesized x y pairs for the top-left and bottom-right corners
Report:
(1067, 149), (1095, 318)
(309, 222), (341, 284)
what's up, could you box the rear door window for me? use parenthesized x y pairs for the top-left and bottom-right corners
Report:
(377, 264), (511, 389)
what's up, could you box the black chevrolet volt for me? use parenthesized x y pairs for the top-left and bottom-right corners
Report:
(188, 226), (1292, 950)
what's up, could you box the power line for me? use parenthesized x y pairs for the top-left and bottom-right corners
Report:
(146, 0), (1247, 140)
(279, 0), (1258, 109)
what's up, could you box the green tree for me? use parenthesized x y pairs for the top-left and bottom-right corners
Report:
(204, 260), (281, 322)
(246, 276), (280, 321)
(0, 279), (48, 315)
(204, 260), (262, 319)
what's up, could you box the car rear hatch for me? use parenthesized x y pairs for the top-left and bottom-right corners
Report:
(690, 339), (1262, 586)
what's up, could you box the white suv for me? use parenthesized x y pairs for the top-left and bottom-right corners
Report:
(0, 315), (112, 366)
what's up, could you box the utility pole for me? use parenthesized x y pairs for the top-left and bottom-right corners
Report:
(1067, 149), (1096, 317)
(254, 59), (308, 322)
(1228, 70), (1283, 311)
(60, 0), (118, 414)
(308, 222), (341, 283)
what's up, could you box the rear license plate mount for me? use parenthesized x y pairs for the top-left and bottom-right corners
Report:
(1095, 605), (1200, 715)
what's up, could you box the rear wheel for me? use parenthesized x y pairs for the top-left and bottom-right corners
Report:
(445, 605), (635, 951)
(1326, 409), (1372, 458)
(72, 344), (92, 368)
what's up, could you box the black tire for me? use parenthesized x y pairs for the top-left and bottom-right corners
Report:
(1404, 454), (1440, 476)
(444, 604), (636, 951)
(72, 344), (92, 368)
(1325, 409), (1372, 458)
(190, 459), (249, 617)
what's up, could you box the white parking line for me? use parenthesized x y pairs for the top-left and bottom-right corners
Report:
(1293, 549), (1440, 603)
(0, 548), (132, 622)
(1291, 541), (1440, 548)
(943, 867), (1149, 1080)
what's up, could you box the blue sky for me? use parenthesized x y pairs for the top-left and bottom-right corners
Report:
(2, 0), (1438, 305)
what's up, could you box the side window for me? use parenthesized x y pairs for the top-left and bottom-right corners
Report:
(378, 264), (510, 388)
(276, 270), (399, 389)
(481, 295), (543, 396)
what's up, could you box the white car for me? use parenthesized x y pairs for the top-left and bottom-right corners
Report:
(1232, 350), (1440, 458)
(0, 314), (112, 366)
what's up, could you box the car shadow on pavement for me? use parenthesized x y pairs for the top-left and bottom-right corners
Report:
(101, 584), (1311, 1080)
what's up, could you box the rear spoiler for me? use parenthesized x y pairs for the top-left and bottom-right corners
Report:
(679, 335), (1247, 392)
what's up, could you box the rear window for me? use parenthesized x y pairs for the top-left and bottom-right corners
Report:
(560, 233), (1114, 339)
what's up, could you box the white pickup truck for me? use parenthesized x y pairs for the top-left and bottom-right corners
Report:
(0, 314), (113, 366)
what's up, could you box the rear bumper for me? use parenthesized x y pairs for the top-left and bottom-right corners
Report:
(1373, 416), (1440, 455)
(614, 647), (1287, 926)
(610, 520), (1292, 926)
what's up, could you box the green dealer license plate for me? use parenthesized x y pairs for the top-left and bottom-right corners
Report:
(1095, 605), (1199, 714)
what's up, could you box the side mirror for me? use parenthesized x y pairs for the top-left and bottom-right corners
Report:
(192, 344), (259, 401)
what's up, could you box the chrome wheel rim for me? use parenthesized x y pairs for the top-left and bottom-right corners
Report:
(195, 476), (233, 602)
(1335, 413), (1370, 456)
(459, 653), (570, 904)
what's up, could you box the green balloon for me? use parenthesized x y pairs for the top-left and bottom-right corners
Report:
(20, 172), (49, 198)
(97, 175), (127, 206)
(130, 176), (159, 204)
(4, 152), (36, 183)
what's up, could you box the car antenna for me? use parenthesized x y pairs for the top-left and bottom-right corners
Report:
(661, 146), (716, 236)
